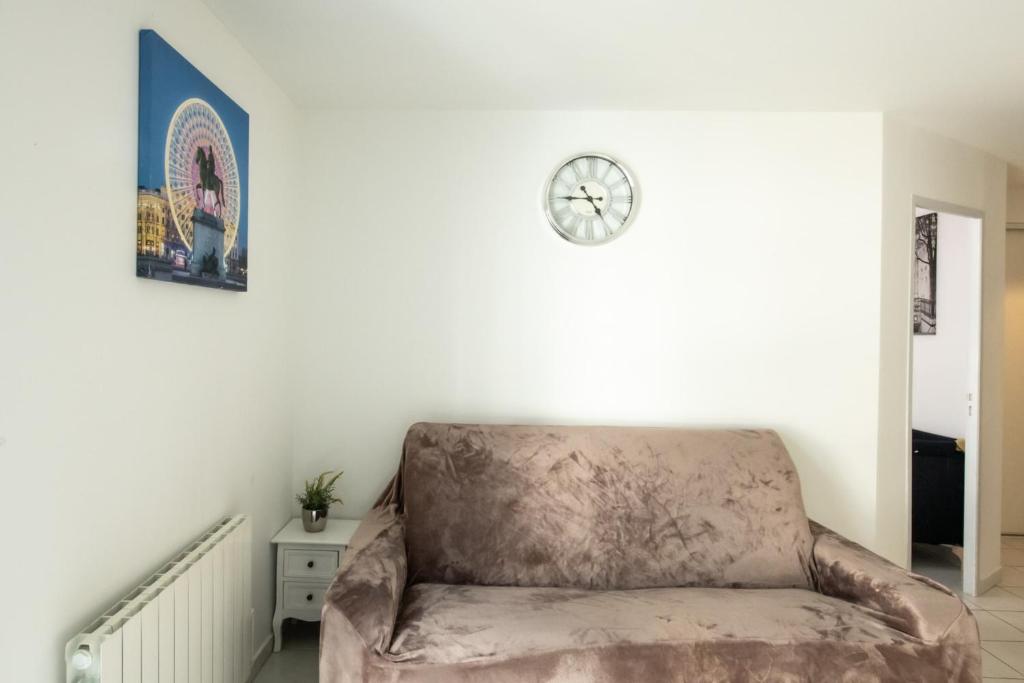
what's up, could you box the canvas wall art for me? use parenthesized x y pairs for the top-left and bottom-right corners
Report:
(914, 212), (938, 335)
(137, 30), (249, 291)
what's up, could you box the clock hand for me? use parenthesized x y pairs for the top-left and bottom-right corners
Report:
(557, 188), (605, 216)
(558, 189), (606, 202)
(578, 185), (605, 203)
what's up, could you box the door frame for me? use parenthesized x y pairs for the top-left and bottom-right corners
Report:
(906, 196), (984, 595)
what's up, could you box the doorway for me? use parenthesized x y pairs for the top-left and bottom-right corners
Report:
(908, 198), (983, 595)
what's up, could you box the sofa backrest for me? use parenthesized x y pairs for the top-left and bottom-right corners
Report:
(397, 423), (814, 590)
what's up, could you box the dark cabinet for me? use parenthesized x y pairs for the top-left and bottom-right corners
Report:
(911, 429), (964, 547)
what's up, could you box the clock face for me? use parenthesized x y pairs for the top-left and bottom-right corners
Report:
(544, 153), (637, 244)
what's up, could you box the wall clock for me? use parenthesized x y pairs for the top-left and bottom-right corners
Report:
(544, 153), (638, 245)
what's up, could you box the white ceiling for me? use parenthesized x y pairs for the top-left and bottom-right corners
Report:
(203, 0), (1024, 170)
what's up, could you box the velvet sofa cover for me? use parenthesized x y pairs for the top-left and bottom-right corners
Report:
(320, 423), (979, 682)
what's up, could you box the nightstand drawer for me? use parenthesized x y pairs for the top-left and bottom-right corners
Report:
(283, 581), (328, 611)
(284, 549), (339, 579)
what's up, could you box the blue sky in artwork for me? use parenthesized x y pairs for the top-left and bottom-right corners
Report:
(138, 29), (249, 251)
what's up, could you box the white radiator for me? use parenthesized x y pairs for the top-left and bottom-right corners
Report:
(66, 515), (254, 683)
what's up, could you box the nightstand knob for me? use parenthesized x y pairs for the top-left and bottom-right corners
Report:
(307, 560), (314, 568)
(306, 593), (314, 601)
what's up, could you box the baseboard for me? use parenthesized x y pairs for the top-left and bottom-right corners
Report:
(979, 566), (1004, 595)
(248, 633), (274, 683)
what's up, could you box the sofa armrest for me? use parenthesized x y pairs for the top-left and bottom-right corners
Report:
(810, 520), (971, 643)
(321, 505), (407, 658)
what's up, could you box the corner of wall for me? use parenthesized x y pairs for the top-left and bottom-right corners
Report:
(878, 116), (1008, 573)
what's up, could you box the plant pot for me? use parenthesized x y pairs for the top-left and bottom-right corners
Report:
(302, 508), (328, 533)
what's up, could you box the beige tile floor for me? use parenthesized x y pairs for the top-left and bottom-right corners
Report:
(255, 537), (1024, 682)
(915, 536), (1024, 681)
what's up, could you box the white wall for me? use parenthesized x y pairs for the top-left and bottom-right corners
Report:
(0, 8), (1010, 673)
(292, 111), (885, 549)
(878, 116), (1007, 583)
(0, 0), (298, 679)
(1004, 185), (1024, 533)
(912, 210), (974, 438)
(1008, 184), (1024, 225)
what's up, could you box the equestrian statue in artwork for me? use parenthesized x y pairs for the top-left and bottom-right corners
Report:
(194, 145), (225, 217)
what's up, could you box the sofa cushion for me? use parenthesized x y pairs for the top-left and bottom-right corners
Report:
(399, 423), (814, 590)
(386, 583), (960, 682)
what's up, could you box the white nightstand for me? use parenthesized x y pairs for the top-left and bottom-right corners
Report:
(271, 517), (361, 652)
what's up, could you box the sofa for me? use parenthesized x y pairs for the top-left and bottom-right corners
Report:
(320, 423), (980, 682)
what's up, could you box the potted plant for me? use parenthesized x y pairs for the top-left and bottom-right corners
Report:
(296, 470), (343, 532)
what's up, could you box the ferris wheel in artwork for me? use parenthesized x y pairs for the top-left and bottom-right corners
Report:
(164, 98), (241, 252)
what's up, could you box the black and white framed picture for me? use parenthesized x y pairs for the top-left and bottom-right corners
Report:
(914, 212), (938, 335)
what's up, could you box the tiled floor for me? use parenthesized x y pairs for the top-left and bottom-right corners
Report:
(915, 535), (1024, 681)
(253, 620), (319, 683)
(253, 537), (1024, 682)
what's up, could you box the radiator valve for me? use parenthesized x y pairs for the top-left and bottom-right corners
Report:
(70, 648), (92, 671)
